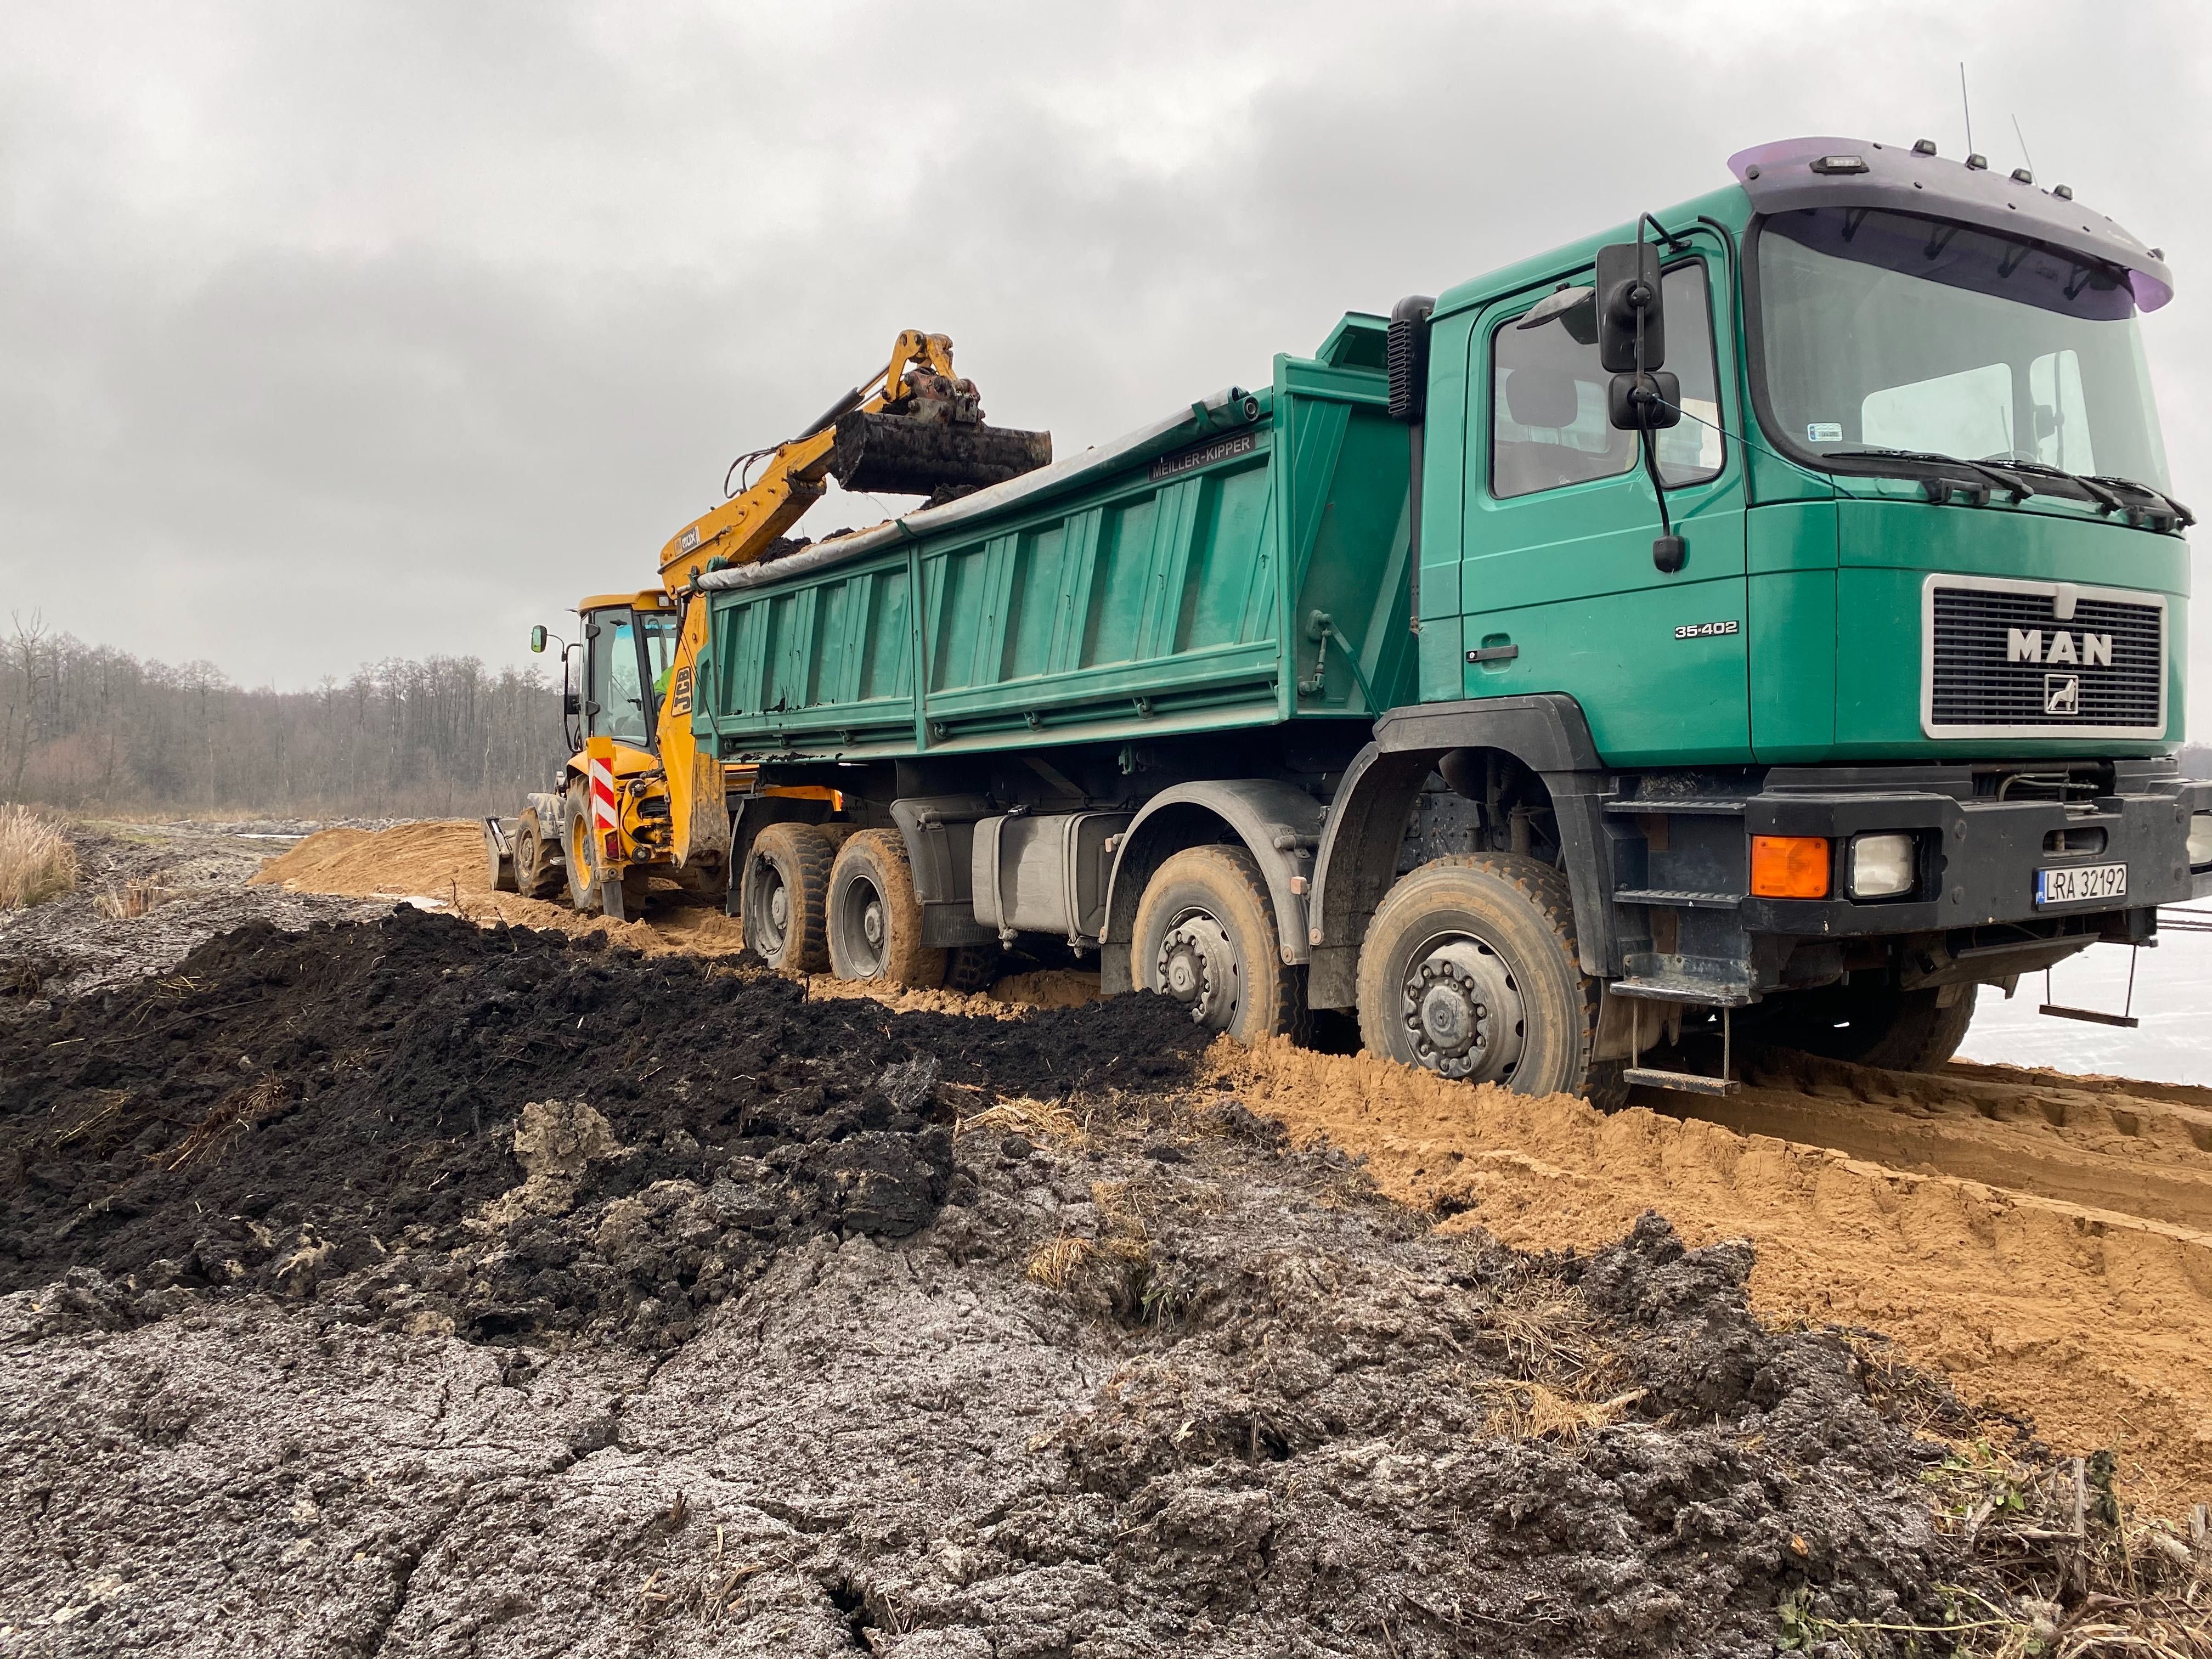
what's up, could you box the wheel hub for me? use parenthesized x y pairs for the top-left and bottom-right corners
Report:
(1401, 937), (1523, 1082)
(1155, 913), (1240, 1031)
(861, 896), (884, 949)
(754, 865), (788, 952)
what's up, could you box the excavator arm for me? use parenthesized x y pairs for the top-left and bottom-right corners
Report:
(647, 330), (1051, 879)
(656, 330), (1048, 588)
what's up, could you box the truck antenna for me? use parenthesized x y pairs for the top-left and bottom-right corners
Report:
(1959, 63), (1974, 158)
(2011, 114), (2034, 174)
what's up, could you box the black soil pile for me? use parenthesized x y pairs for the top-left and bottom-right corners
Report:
(0, 906), (1205, 1347)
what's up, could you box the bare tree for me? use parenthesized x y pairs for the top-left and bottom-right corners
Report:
(0, 627), (562, 817)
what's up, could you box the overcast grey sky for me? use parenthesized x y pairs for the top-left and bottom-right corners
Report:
(3, 1), (2207, 726)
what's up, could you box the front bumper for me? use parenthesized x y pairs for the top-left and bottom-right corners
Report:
(1607, 760), (2208, 1005)
(1741, 765), (2211, 936)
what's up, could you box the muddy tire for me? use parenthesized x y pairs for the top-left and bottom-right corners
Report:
(827, 830), (945, 988)
(1132, 845), (1307, 1046)
(943, 944), (998, 996)
(1752, 982), (1979, 1073)
(1357, 853), (1624, 1109)
(562, 790), (602, 914)
(743, 822), (835, 974)
(516, 808), (563, 899)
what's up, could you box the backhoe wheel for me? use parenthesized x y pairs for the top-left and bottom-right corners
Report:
(1751, 982), (1979, 1073)
(515, 808), (563, 900)
(1356, 853), (1625, 1110)
(1132, 845), (1307, 1046)
(943, 944), (999, 996)
(827, 830), (945, 988)
(562, 791), (603, 915)
(743, 822), (835, 974)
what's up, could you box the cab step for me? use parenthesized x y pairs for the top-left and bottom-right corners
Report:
(1623, 1066), (1740, 1097)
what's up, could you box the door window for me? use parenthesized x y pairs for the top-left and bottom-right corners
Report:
(2029, 348), (2095, 473)
(639, 611), (679, 719)
(1491, 261), (1722, 500)
(587, 610), (650, 743)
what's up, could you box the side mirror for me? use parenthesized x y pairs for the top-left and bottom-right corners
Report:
(529, 625), (548, 654)
(1607, 369), (1683, 432)
(1595, 241), (1665, 374)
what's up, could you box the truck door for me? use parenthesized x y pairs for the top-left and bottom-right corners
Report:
(1458, 247), (1750, 764)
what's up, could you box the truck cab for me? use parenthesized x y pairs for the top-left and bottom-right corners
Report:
(1358, 135), (2204, 1076)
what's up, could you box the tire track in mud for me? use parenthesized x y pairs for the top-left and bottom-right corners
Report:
(1660, 1051), (2212, 1233)
(1217, 1039), (2212, 1517)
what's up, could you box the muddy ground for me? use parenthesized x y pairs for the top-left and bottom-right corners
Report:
(0, 820), (391, 1005)
(3, 823), (2209, 1655)
(0, 910), (2101, 1655)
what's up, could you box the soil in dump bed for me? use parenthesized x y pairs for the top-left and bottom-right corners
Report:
(0, 906), (1206, 1347)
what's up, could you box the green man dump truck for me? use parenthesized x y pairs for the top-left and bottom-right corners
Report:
(595, 134), (2212, 1106)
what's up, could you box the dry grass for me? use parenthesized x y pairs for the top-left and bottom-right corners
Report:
(163, 1076), (287, 1172)
(1478, 1380), (1647, 1444)
(1027, 1177), (1165, 1317)
(94, 879), (181, 919)
(959, 1097), (1087, 1146)
(0, 805), (79, 909)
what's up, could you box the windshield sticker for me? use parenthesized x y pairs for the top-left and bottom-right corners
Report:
(1805, 421), (1843, 443)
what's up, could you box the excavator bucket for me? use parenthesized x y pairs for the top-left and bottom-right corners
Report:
(830, 409), (1052, 499)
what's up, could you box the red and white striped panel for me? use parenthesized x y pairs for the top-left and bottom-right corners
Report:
(589, 758), (618, 833)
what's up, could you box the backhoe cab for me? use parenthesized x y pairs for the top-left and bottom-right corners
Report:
(481, 330), (1052, 920)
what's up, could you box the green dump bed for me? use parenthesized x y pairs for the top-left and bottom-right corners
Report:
(692, 315), (1417, 761)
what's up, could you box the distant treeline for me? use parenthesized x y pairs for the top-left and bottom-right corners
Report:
(5, 615), (2207, 819)
(1, 618), (564, 817)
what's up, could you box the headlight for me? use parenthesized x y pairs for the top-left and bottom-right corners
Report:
(2190, 811), (2212, 870)
(1849, 832), (1916, 899)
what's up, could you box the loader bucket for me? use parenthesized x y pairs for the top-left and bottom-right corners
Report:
(830, 409), (1052, 498)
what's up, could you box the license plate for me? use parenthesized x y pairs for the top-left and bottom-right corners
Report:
(2035, 862), (2128, 905)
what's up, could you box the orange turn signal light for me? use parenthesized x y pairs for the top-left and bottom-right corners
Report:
(1750, 835), (1831, 899)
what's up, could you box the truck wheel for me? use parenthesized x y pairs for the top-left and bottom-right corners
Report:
(1752, 983), (1978, 1073)
(943, 944), (999, 995)
(827, 830), (945, 988)
(1132, 845), (1307, 1045)
(744, 822), (835, 974)
(1356, 854), (1624, 1109)
(563, 792), (602, 915)
(515, 808), (563, 899)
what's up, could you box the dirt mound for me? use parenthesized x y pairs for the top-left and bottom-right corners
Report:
(252, 822), (1091, 1008)
(248, 820), (482, 902)
(1218, 1038), (2212, 1517)
(0, 907), (1208, 1347)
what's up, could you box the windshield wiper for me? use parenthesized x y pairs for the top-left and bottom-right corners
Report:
(1972, 457), (2194, 527)
(1824, 447), (2035, 502)
(2087, 473), (2194, 528)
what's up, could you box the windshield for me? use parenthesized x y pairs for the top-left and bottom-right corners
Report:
(1755, 206), (2169, 488)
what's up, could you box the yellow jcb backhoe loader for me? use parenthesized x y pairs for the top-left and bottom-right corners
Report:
(481, 330), (1050, 923)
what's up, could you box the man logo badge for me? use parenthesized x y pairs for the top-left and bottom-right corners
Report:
(2044, 674), (2080, 716)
